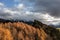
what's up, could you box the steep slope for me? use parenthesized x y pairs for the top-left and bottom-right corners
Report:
(0, 22), (53, 40)
(32, 20), (60, 40)
(0, 19), (60, 40)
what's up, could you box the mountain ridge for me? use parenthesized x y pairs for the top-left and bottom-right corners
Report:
(0, 18), (60, 40)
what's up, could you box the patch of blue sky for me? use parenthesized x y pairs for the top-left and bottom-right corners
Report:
(0, 0), (15, 7)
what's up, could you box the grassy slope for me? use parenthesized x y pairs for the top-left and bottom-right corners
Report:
(0, 22), (52, 40)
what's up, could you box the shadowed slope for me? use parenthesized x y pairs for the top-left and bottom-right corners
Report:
(32, 20), (60, 40)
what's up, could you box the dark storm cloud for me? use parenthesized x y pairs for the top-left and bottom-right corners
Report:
(0, 13), (11, 16)
(0, 10), (12, 17)
(27, 0), (60, 18)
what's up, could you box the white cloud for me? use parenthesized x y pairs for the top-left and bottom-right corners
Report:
(0, 2), (4, 6)
(17, 4), (24, 9)
(0, 2), (60, 25)
(42, 13), (54, 21)
(40, 13), (60, 25)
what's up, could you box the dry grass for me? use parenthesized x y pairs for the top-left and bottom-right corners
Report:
(0, 27), (13, 40)
(0, 22), (52, 40)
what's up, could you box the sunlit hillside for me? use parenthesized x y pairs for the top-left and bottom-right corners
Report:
(0, 22), (53, 40)
(0, 21), (60, 40)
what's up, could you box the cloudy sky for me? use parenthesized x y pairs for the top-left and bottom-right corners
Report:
(0, 0), (60, 26)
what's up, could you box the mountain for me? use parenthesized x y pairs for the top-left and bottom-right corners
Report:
(32, 20), (60, 40)
(0, 19), (60, 40)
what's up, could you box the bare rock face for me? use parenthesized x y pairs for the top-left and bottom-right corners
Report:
(0, 22), (53, 40)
